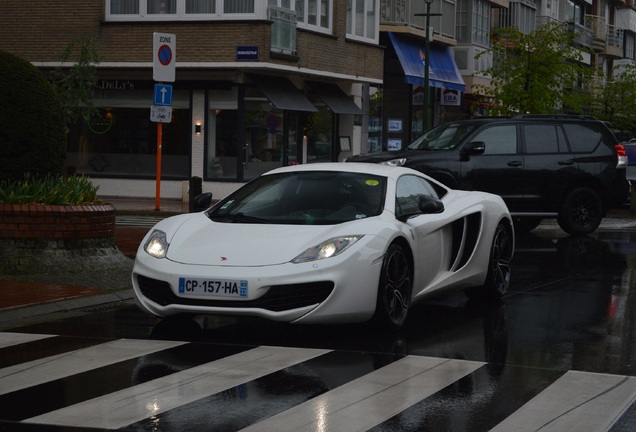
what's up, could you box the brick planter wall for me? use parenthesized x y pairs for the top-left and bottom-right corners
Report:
(0, 203), (126, 275)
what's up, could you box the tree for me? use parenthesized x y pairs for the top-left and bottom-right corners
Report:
(0, 51), (66, 181)
(473, 22), (594, 115)
(50, 36), (101, 132)
(589, 64), (636, 134)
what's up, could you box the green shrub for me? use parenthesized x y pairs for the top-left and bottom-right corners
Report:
(0, 174), (101, 205)
(0, 51), (67, 182)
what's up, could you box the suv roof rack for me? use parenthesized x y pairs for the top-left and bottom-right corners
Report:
(511, 114), (598, 120)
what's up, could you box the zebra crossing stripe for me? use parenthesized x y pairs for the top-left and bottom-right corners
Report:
(0, 338), (186, 396)
(239, 355), (485, 432)
(490, 370), (636, 432)
(25, 345), (331, 430)
(0, 332), (55, 349)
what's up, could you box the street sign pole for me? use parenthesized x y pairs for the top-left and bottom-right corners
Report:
(156, 120), (163, 211)
(152, 32), (176, 211)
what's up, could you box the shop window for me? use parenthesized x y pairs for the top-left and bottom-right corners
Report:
(304, 106), (333, 164)
(67, 105), (190, 178)
(243, 96), (286, 180)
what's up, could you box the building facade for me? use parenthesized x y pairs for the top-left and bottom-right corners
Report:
(3, 0), (632, 201)
(1, 1), (383, 201)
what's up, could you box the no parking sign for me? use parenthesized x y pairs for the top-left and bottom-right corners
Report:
(153, 32), (176, 82)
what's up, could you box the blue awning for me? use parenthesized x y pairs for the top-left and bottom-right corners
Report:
(388, 32), (466, 92)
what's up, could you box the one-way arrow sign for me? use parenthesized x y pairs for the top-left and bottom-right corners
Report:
(153, 83), (173, 106)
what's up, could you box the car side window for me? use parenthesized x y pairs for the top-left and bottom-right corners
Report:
(471, 125), (518, 154)
(523, 124), (567, 153)
(562, 123), (602, 153)
(395, 175), (439, 218)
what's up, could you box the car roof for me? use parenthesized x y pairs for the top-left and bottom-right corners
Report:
(265, 162), (421, 180)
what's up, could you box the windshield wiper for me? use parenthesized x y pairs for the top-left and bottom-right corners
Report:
(209, 212), (270, 224)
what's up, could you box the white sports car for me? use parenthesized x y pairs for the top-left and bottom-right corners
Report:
(132, 163), (514, 329)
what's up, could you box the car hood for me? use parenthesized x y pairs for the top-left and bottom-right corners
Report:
(164, 215), (351, 266)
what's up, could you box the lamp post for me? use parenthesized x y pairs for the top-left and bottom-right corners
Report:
(416, 0), (440, 132)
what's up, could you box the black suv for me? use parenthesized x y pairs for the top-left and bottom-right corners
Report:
(349, 115), (628, 235)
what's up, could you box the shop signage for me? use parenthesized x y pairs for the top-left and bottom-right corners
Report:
(442, 89), (461, 106)
(236, 45), (259, 60)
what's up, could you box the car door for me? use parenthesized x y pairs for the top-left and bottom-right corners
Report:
(458, 123), (527, 210)
(518, 122), (576, 212)
(395, 174), (447, 297)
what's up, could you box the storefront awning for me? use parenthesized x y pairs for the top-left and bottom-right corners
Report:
(388, 32), (466, 92)
(248, 74), (317, 112)
(309, 82), (363, 115)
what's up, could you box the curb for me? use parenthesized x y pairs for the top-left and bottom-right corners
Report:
(0, 289), (135, 330)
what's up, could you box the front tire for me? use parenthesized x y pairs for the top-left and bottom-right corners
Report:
(374, 243), (412, 330)
(557, 186), (603, 235)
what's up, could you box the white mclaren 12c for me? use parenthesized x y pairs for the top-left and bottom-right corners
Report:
(132, 162), (514, 330)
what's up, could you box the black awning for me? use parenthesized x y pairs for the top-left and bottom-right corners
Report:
(309, 82), (363, 115)
(248, 74), (317, 112)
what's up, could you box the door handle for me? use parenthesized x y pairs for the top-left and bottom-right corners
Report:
(507, 161), (522, 167)
(558, 160), (574, 165)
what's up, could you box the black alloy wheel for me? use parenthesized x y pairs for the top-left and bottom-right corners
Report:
(557, 186), (603, 235)
(466, 222), (513, 299)
(375, 243), (412, 330)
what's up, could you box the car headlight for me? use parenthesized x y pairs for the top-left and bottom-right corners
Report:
(144, 230), (169, 259)
(292, 236), (364, 263)
(380, 158), (407, 166)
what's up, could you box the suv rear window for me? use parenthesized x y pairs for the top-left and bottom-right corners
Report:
(562, 123), (602, 153)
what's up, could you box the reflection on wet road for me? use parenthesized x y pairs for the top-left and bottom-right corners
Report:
(3, 225), (636, 431)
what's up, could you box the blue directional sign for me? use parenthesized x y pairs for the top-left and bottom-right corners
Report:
(153, 83), (173, 106)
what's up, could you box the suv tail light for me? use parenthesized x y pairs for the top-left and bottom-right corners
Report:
(616, 144), (628, 168)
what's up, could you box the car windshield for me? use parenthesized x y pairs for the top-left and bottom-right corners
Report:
(408, 122), (480, 150)
(208, 171), (387, 225)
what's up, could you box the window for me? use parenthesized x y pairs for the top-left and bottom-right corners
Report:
(472, 0), (490, 46)
(562, 124), (602, 153)
(186, 0), (214, 13)
(107, 0), (262, 20)
(148, 0), (176, 14)
(523, 124), (565, 154)
(625, 32), (635, 60)
(396, 175), (439, 219)
(268, 0), (332, 33)
(472, 125), (518, 154)
(346, 0), (378, 43)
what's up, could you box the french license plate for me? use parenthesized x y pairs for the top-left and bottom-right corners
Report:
(178, 277), (248, 298)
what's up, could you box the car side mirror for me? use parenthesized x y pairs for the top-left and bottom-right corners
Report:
(418, 195), (445, 214)
(461, 141), (486, 160)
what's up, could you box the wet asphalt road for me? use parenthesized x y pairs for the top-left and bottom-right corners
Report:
(3, 222), (636, 431)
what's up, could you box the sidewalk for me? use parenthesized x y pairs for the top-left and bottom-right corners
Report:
(0, 197), (186, 328)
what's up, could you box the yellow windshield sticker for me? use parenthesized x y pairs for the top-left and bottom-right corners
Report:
(365, 179), (380, 186)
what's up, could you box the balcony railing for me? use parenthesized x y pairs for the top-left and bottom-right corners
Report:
(535, 16), (593, 48)
(380, 0), (457, 40)
(269, 6), (297, 55)
(380, 0), (411, 26)
(586, 15), (624, 57)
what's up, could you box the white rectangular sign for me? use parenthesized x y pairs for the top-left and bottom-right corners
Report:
(153, 32), (176, 82)
(150, 105), (172, 123)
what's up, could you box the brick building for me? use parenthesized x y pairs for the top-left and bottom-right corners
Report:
(1, 1), (383, 201)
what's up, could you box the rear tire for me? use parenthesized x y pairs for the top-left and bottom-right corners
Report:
(465, 222), (513, 299)
(557, 186), (603, 235)
(374, 243), (412, 330)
